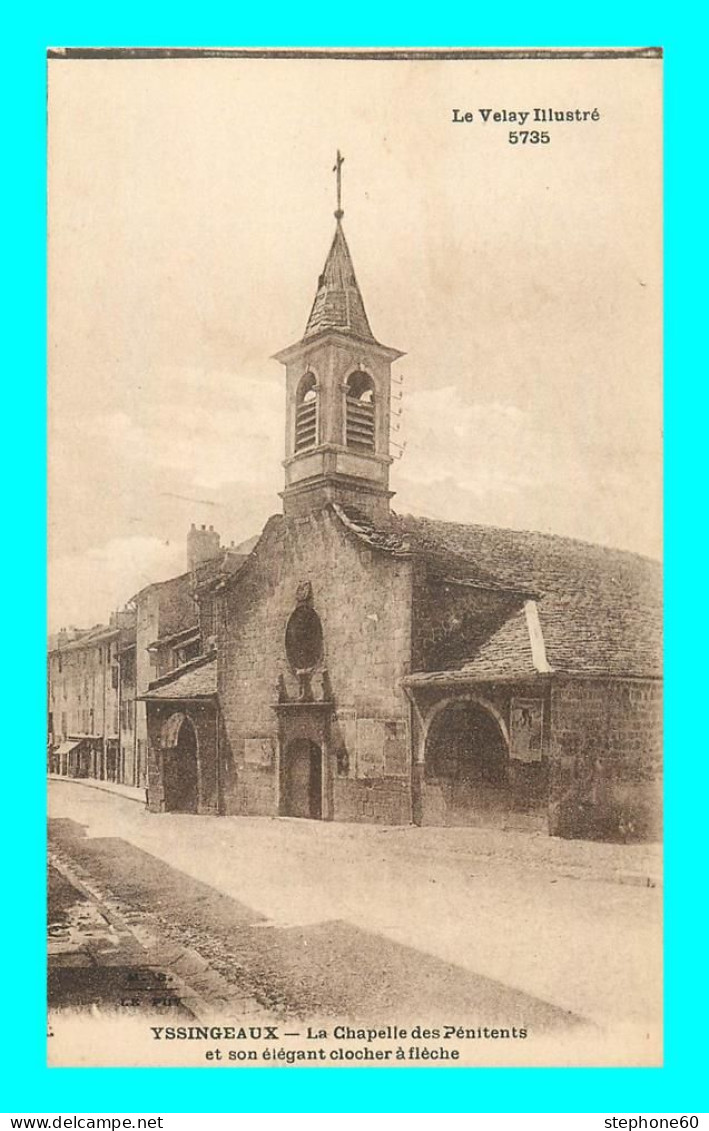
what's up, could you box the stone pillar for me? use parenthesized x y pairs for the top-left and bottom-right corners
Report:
(321, 737), (334, 821)
(274, 733), (283, 816)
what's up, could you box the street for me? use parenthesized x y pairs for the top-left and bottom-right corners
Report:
(48, 779), (662, 1067)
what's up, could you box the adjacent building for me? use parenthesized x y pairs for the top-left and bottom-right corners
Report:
(50, 526), (244, 791)
(48, 617), (126, 780)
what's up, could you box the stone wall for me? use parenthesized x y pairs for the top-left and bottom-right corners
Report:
(218, 507), (414, 823)
(407, 674), (662, 840)
(145, 700), (219, 815)
(410, 678), (551, 830)
(134, 575), (198, 789)
(332, 777), (412, 824)
(549, 676), (662, 840)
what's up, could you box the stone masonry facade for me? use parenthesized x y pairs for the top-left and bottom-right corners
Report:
(549, 676), (662, 840)
(218, 508), (413, 825)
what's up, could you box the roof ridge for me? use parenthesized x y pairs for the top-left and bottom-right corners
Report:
(394, 511), (662, 566)
(330, 502), (412, 555)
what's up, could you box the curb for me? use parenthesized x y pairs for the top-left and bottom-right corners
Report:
(49, 774), (146, 805)
(48, 846), (269, 1022)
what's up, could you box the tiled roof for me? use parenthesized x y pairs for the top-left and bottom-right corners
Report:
(460, 607), (539, 678)
(332, 503), (412, 556)
(127, 549), (246, 604)
(334, 503), (534, 594)
(226, 505), (661, 680)
(394, 514), (662, 678)
(193, 549), (248, 593)
(303, 222), (375, 342)
(48, 623), (119, 653)
(141, 655), (217, 700)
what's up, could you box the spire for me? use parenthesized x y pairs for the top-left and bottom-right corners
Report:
(302, 152), (375, 343)
(303, 223), (375, 342)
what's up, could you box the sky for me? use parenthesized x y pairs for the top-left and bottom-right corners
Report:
(48, 52), (662, 632)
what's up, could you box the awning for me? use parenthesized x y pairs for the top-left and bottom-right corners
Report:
(54, 739), (84, 757)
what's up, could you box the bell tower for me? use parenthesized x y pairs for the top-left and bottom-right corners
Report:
(274, 153), (404, 523)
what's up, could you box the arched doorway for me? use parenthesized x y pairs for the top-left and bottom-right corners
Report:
(283, 739), (322, 819)
(424, 699), (510, 824)
(163, 715), (199, 813)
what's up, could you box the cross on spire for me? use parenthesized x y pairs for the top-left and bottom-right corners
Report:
(333, 149), (344, 221)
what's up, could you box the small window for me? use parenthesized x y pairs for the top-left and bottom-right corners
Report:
(179, 639), (201, 665)
(345, 371), (375, 451)
(295, 372), (318, 452)
(285, 606), (323, 671)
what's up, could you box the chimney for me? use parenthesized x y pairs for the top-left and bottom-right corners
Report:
(187, 523), (221, 572)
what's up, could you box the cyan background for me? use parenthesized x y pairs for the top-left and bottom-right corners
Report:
(4, 4), (703, 1113)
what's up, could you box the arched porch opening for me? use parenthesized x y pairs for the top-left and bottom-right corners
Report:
(424, 697), (511, 824)
(162, 713), (199, 813)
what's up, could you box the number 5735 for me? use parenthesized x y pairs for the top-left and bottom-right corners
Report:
(509, 131), (550, 144)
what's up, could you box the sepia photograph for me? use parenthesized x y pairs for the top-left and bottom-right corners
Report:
(46, 47), (663, 1069)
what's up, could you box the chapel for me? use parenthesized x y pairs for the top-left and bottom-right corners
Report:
(141, 164), (662, 841)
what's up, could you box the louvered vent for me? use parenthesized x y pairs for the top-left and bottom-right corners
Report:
(346, 397), (375, 450)
(345, 371), (375, 452)
(295, 373), (318, 452)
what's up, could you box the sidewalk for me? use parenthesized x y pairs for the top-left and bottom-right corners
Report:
(361, 822), (662, 889)
(48, 773), (146, 805)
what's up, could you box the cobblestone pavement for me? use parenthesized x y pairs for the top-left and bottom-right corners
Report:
(48, 851), (273, 1024)
(48, 779), (661, 1036)
(48, 861), (191, 1018)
